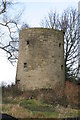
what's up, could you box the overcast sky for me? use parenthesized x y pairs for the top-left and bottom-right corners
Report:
(0, 0), (79, 85)
(20, 1), (78, 27)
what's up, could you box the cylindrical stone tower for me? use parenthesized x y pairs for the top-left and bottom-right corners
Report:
(16, 28), (65, 96)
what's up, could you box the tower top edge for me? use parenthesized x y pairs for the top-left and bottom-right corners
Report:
(20, 27), (64, 34)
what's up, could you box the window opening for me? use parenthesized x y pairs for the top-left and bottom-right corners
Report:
(61, 65), (63, 70)
(16, 80), (20, 88)
(27, 41), (29, 45)
(59, 43), (61, 47)
(24, 63), (27, 68)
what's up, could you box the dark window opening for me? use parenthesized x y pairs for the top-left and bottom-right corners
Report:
(27, 41), (29, 45)
(61, 65), (63, 70)
(59, 43), (61, 47)
(24, 63), (27, 68)
(16, 80), (20, 88)
(16, 80), (20, 84)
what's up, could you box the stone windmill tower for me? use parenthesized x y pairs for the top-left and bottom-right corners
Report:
(16, 28), (65, 97)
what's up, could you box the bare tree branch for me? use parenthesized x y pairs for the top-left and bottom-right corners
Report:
(0, 0), (29, 63)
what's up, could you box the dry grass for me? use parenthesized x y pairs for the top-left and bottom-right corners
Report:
(1, 81), (80, 118)
(55, 104), (79, 118)
(2, 96), (80, 118)
(2, 103), (33, 118)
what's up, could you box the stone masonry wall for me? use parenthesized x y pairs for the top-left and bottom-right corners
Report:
(16, 28), (65, 96)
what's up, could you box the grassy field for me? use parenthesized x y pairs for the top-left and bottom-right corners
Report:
(2, 95), (79, 118)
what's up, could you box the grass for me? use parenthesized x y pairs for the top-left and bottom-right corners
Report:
(2, 96), (80, 118)
(20, 99), (55, 112)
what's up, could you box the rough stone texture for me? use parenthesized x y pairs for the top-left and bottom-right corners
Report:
(16, 28), (65, 97)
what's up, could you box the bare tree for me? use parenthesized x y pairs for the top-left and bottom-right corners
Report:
(0, 0), (28, 63)
(41, 8), (79, 80)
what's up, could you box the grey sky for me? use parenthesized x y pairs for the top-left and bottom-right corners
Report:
(20, 1), (78, 27)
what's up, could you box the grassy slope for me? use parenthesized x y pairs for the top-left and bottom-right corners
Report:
(2, 96), (79, 118)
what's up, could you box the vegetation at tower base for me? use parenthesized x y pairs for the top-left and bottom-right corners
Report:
(2, 82), (80, 118)
(41, 8), (79, 81)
